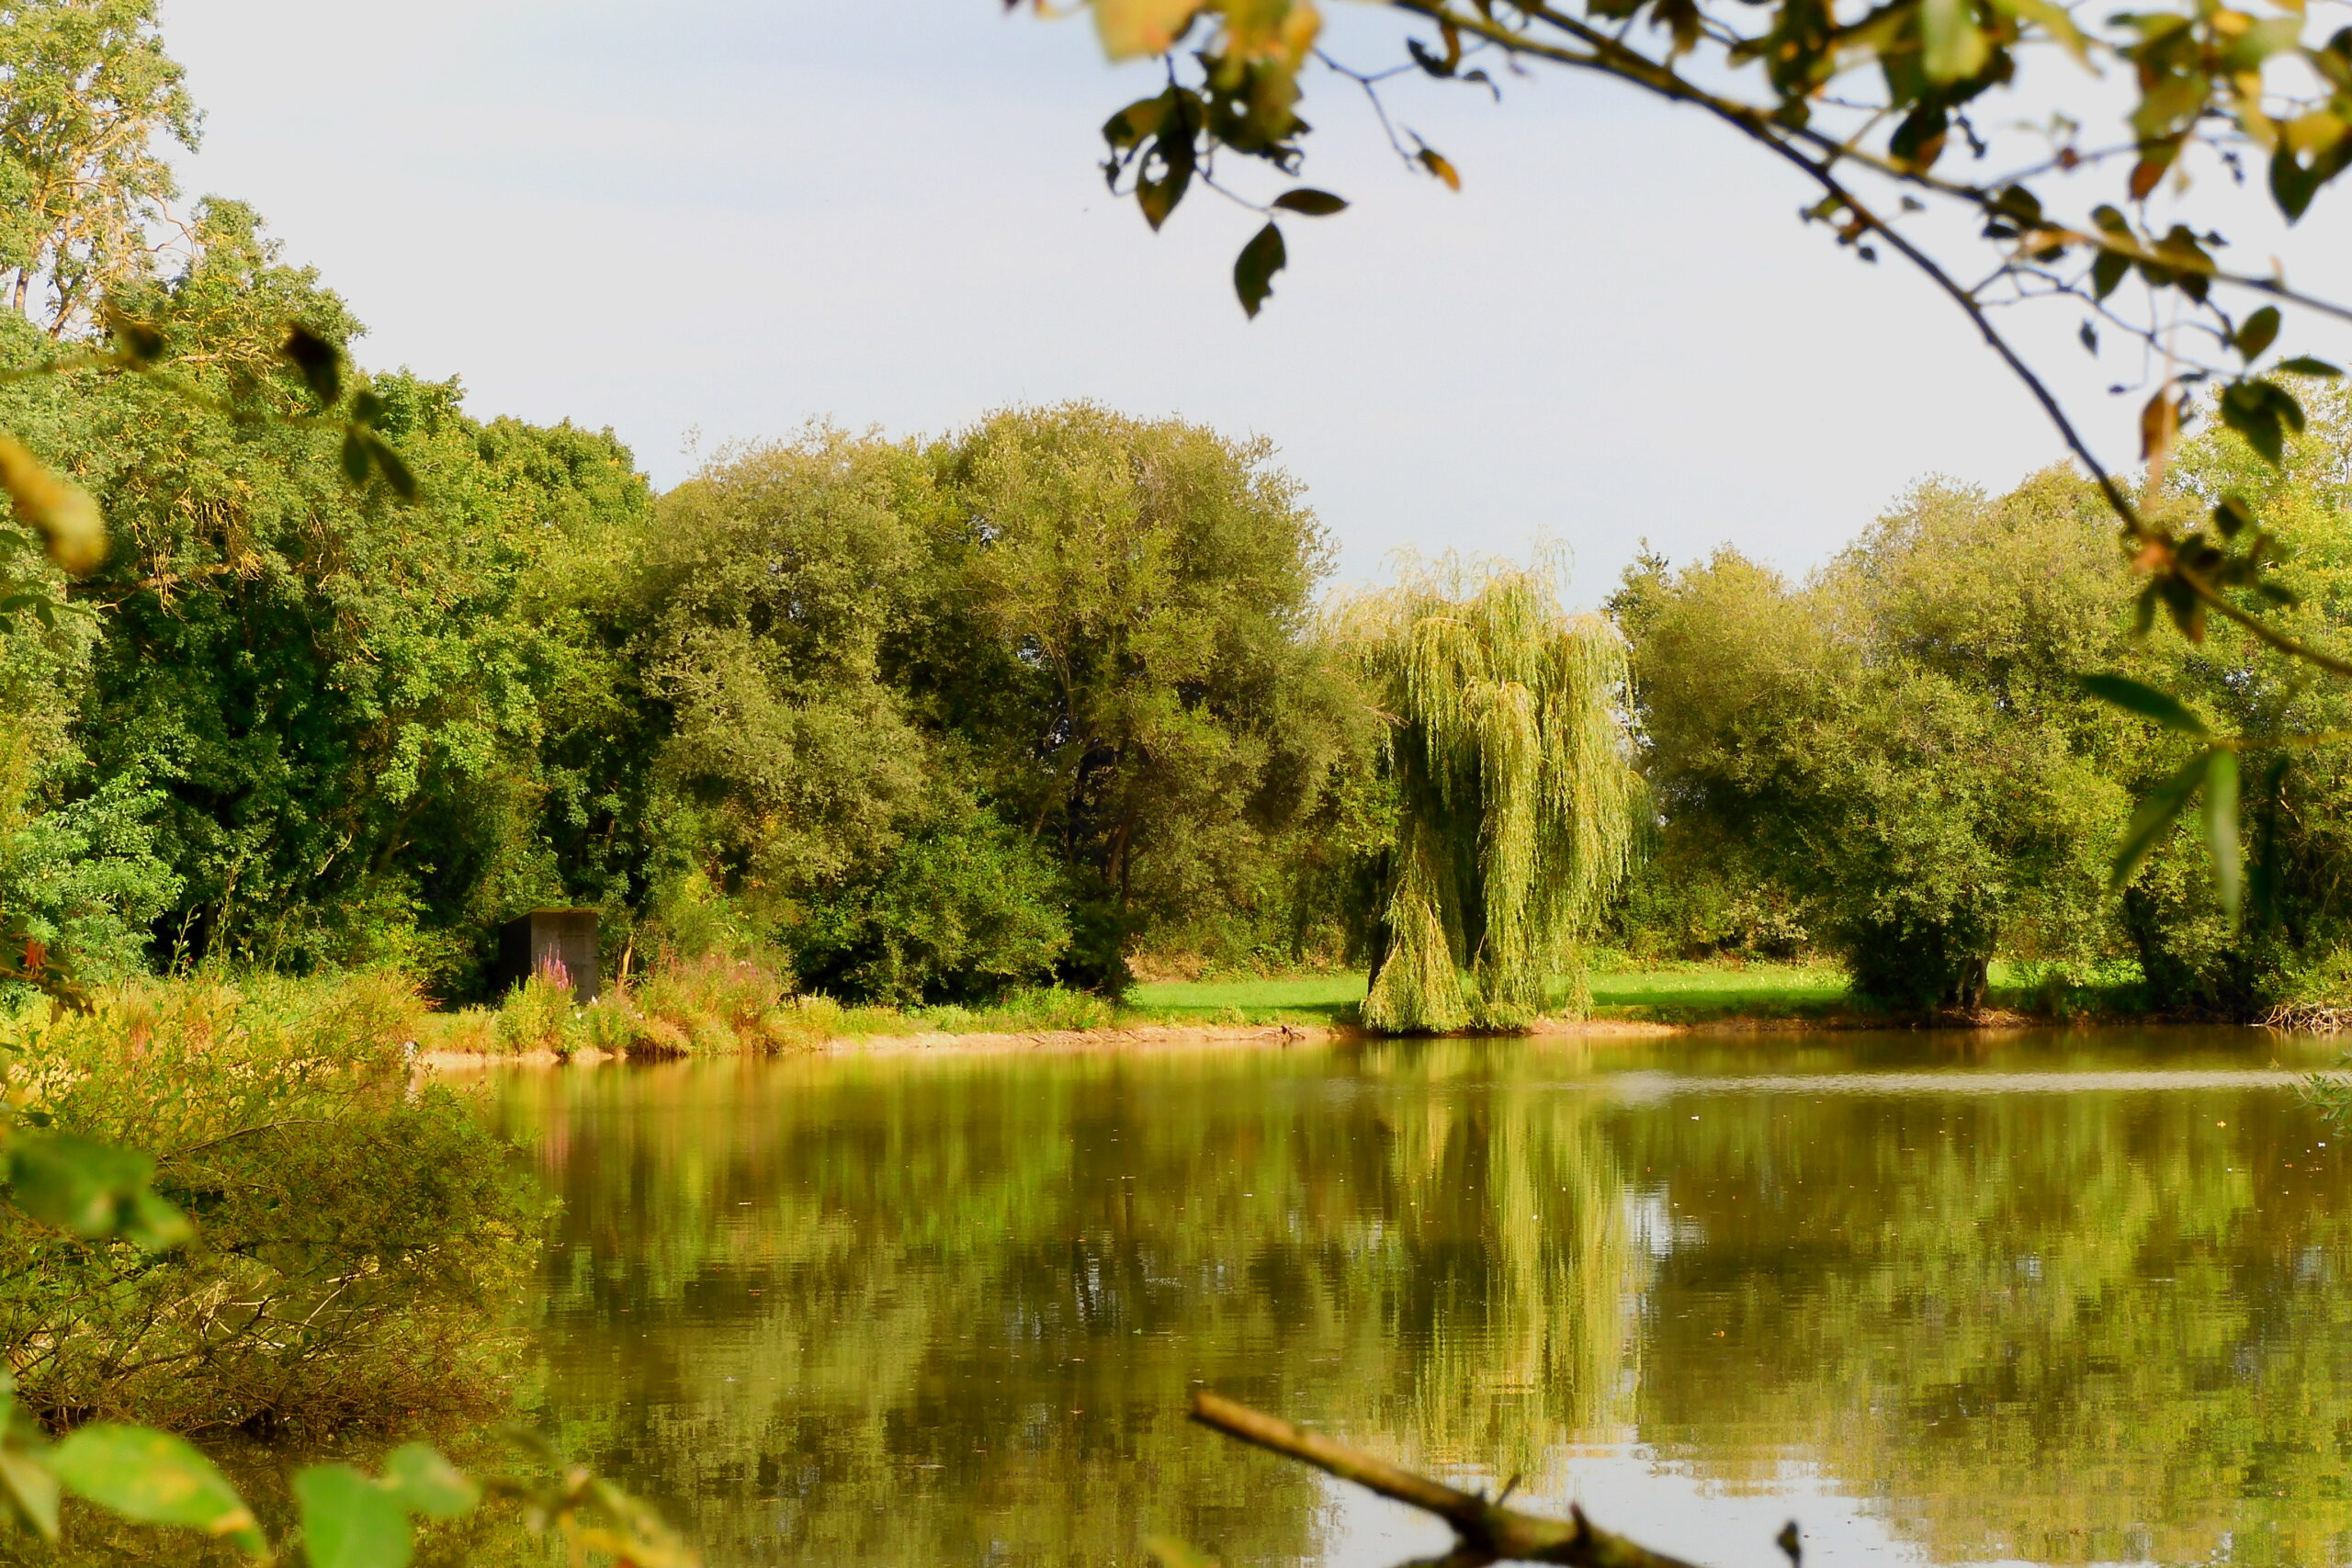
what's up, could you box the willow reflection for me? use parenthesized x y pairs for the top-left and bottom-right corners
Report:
(490, 1032), (2352, 1568)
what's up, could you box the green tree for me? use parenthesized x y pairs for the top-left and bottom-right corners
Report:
(629, 428), (936, 927)
(2113, 383), (2352, 1011)
(0, 202), (653, 989)
(1031, 0), (2352, 900)
(1622, 480), (2135, 1009)
(0, 0), (197, 333)
(1333, 555), (1638, 1032)
(905, 403), (1353, 992)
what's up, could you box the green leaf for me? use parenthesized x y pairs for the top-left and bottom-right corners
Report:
(2110, 750), (2211, 888)
(121, 1190), (194, 1253)
(2091, 248), (2131, 299)
(2079, 672), (2210, 734)
(1102, 95), (1169, 150)
(0, 1450), (59, 1542)
(2206, 747), (2242, 923)
(8, 1135), (153, 1237)
(2221, 378), (2290, 465)
(1233, 222), (1286, 319)
(360, 434), (418, 503)
(340, 431), (371, 488)
(379, 1445), (476, 1520)
(2236, 305), (2281, 360)
(51, 1427), (262, 1555)
(1135, 118), (1194, 232)
(2278, 355), (2345, 377)
(1271, 187), (1348, 216)
(2212, 494), (2255, 536)
(1920, 0), (1992, 83)
(281, 325), (342, 408)
(296, 1465), (411, 1568)
(1981, 0), (2089, 61)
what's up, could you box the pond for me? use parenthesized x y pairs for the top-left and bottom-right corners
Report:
(487, 1027), (2352, 1568)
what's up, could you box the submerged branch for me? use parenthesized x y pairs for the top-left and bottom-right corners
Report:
(1187, 1391), (1714, 1568)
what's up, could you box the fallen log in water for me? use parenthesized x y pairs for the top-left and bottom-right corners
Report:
(1181, 1390), (1797, 1568)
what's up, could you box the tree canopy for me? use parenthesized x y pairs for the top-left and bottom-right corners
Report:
(1031, 0), (2352, 906)
(1338, 556), (1639, 1031)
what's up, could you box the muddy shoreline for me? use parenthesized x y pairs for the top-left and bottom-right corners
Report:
(409, 1006), (2191, 1071)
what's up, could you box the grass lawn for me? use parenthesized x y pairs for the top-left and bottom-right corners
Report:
(1125, 960), (1859, 1027)
(1123, 974), (1368, 1027)
(1586, 961), (1851, 1019)
(1125, 957), (2147, 1030)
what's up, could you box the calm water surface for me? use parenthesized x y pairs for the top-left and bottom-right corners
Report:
(487, 1028), (2352, 1567)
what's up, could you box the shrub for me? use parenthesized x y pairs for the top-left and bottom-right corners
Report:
(421, 1006), (499, 1055)
(0, 973), (537, 1436)
(632, 953), (796, 1050)
(493, 965), (580, 1057)
(791, 800), (1070, 1006)
(578, 990), (651, 1055)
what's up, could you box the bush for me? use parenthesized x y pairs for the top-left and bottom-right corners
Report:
(632, 953), (797, 1050)
(0, 972), (537, 1436)
(791, 800), (1070, 1006)
(421, 1005), (499, 1055)
(492, 966), (579, 1056)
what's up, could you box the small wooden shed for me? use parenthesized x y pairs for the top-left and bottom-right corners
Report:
(497, 908), (600, 1003)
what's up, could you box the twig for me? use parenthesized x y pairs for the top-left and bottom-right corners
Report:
(1188, 1391), (1709, 1567)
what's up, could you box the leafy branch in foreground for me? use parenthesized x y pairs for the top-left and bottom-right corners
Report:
(0, 1106), (689, 1566)
(0, 310), (416, 642)
(1164, 1391), (1776, 1568)
(0, 1392), (695, 1568)
(1024, 0), (2352, 914)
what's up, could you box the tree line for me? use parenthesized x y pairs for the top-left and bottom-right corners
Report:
(12, 276), (2352, 1021)
(6, 1), (2352, 1021)
(1613, 385), (2352, 1017)
(6, 189), (2352, 1016)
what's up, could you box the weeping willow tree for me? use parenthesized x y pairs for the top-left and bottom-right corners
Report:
(1339, 556), (1640, 1032)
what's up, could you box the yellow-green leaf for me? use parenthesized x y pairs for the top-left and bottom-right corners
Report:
(0, 1450), (58, 1542)
(2207, 748), (2242, 922)
(1921, 0), (1992, 83)
(0, 435), (105, 576)
(51, 1427), (262, 1556)
(296, 1465), (411, 1568)
(379, 1446), (477, 1520)
(1983, 0), (2089, 63)
(1093, 0), (1204, 59)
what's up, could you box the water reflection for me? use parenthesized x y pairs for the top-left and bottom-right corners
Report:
(487, 1029), (2352, 1567)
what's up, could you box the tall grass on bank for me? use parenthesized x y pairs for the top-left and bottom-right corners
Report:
(0, 973), (537, 1436)
(415, 956), (1119, 1057)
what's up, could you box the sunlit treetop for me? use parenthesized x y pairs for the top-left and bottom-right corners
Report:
(1024, 0), (2352, 919)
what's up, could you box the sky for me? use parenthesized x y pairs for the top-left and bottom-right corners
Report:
(150, 1), (2352, 603)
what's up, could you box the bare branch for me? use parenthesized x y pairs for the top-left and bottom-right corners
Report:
(1189, 1392), (1710, 1568)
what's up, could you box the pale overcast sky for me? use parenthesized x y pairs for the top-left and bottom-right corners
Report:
(152, 1), (2352, 602)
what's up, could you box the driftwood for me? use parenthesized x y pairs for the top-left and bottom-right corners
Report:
(1185, 1391), (1796, 1568)
(2268, 999), (2352, 1033)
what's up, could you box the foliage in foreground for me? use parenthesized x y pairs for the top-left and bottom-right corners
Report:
(0, 973), (534, 1435)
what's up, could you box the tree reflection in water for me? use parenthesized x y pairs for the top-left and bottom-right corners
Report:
(487, 1029), (2352, 1568)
